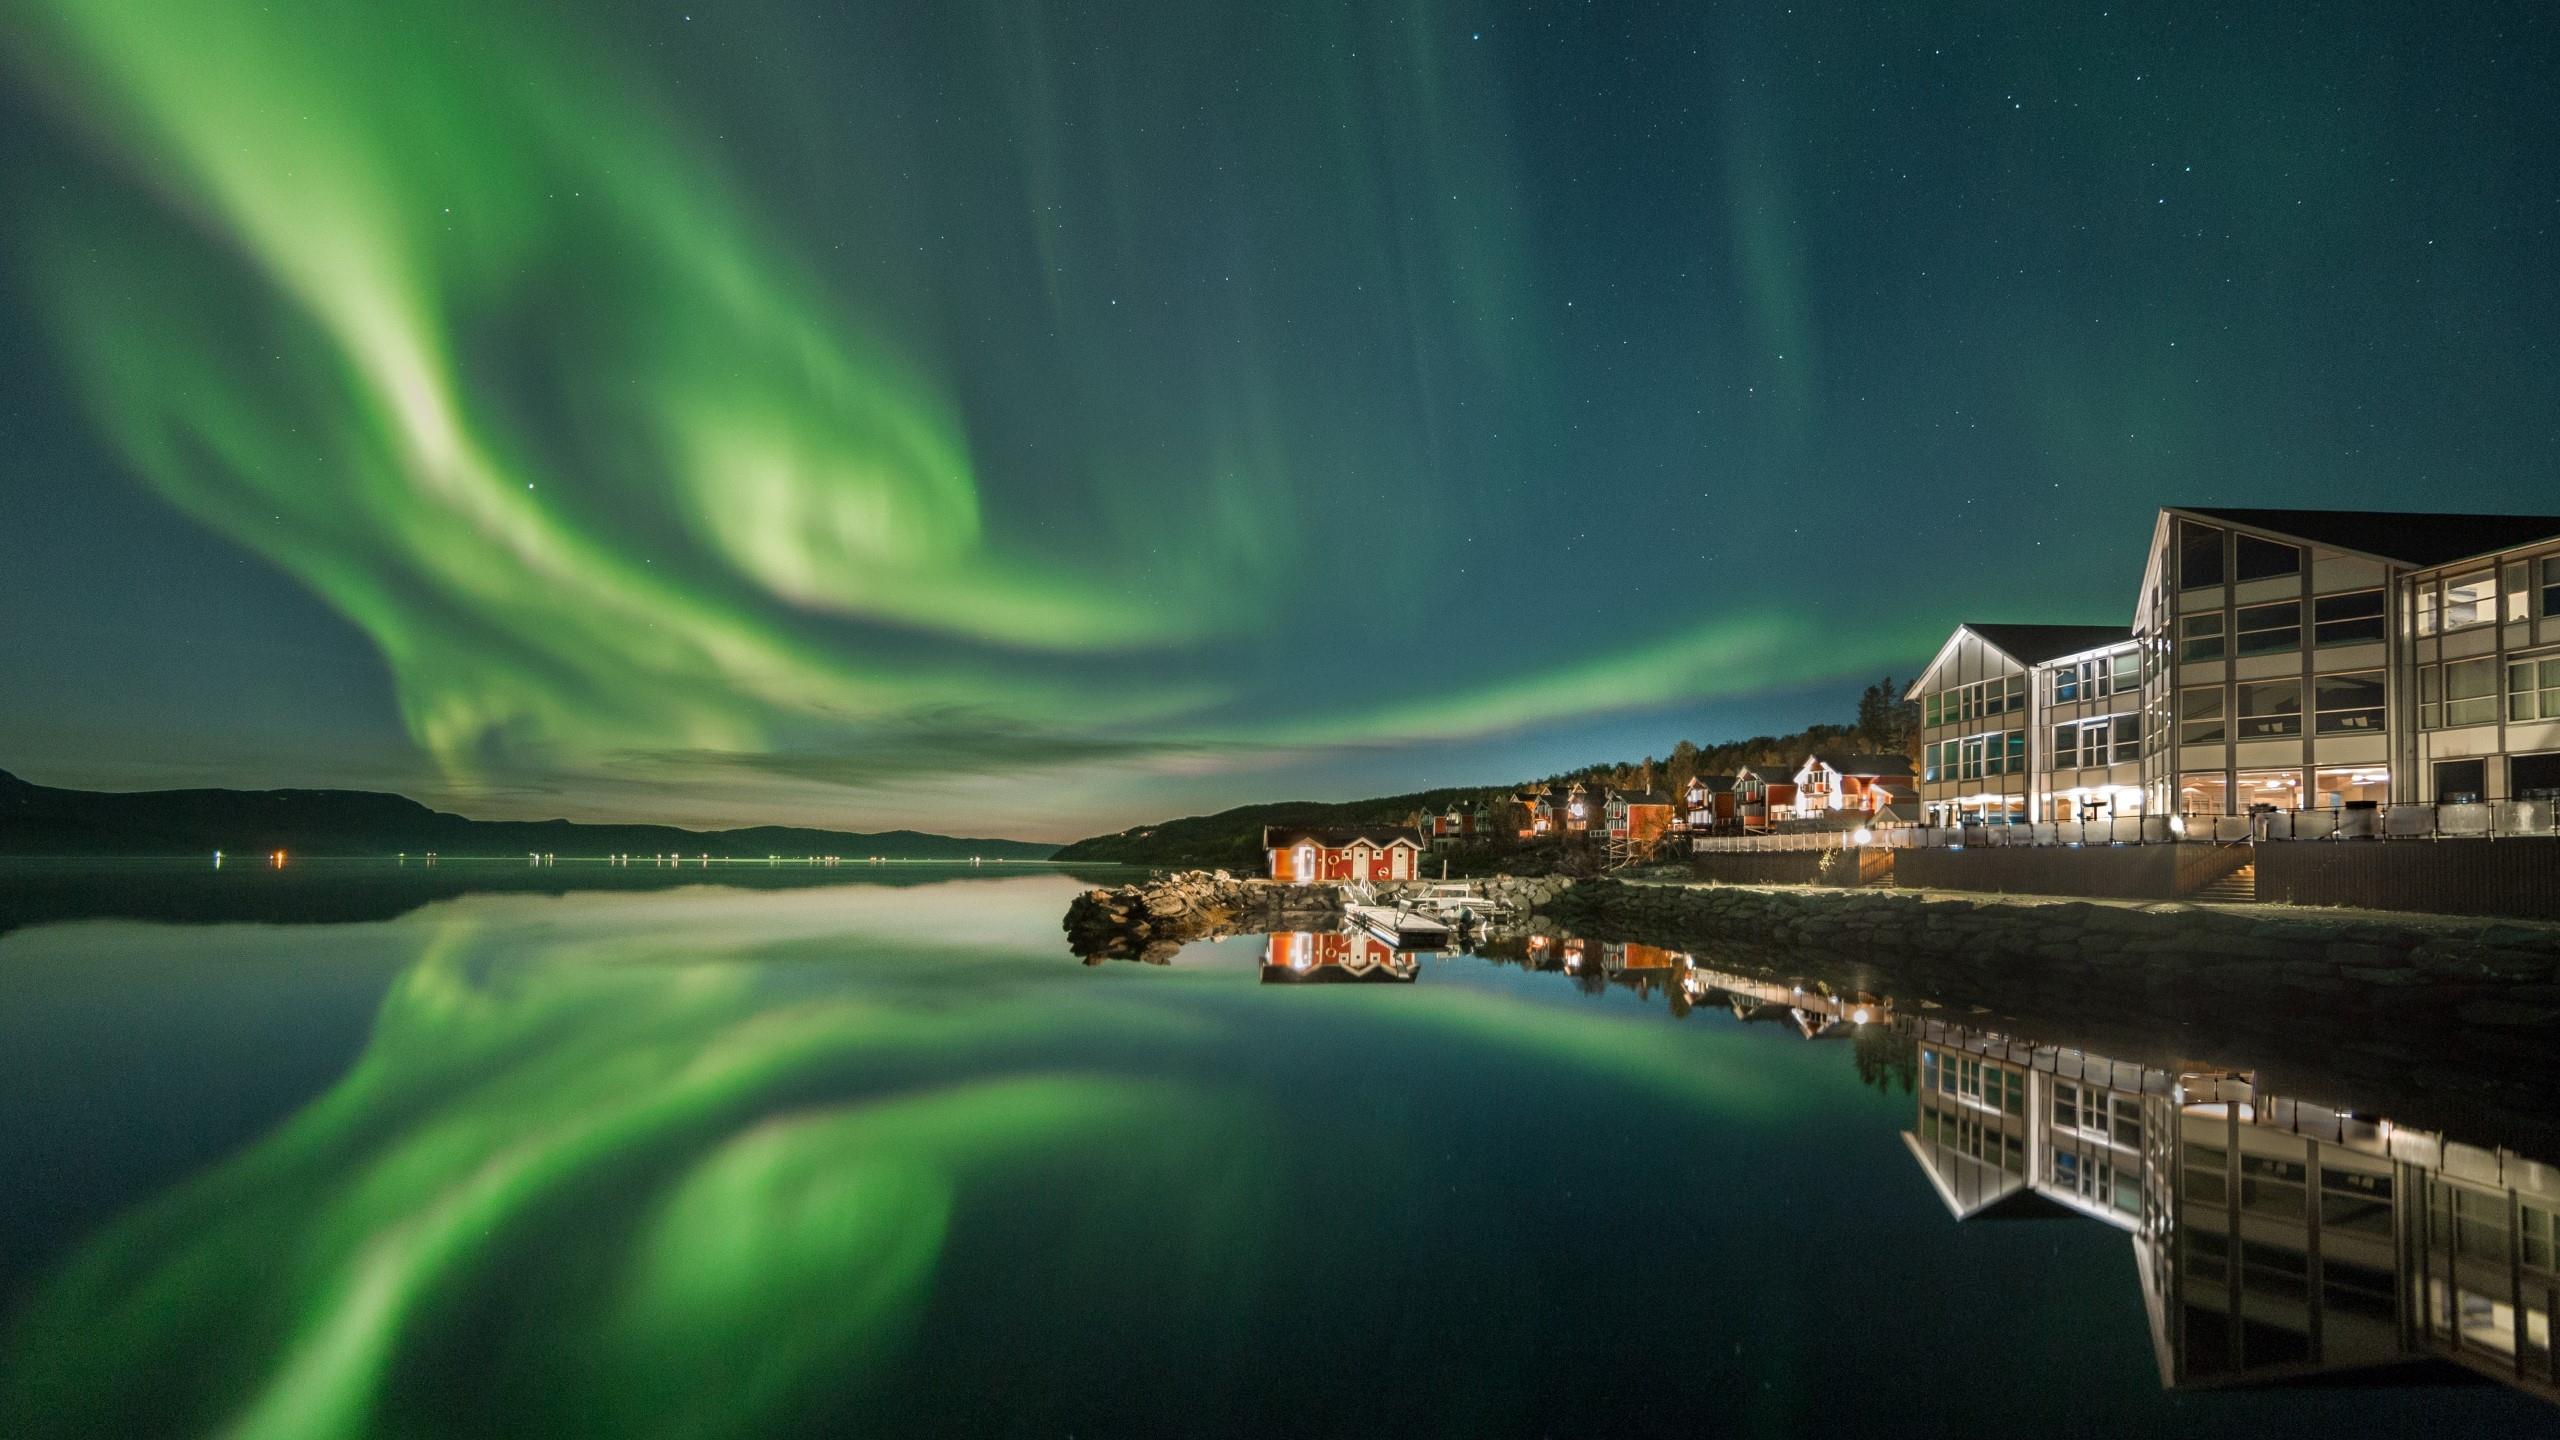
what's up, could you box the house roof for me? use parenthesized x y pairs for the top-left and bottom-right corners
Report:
(1803, 752), (1917, 780)
(1263, 825), (1423, 849)
(1962, 623), (2133, 667)
(1685, 775), (1736, 792)
(2175, 507), (2560, 568)
(1606, 789), (1673, 805)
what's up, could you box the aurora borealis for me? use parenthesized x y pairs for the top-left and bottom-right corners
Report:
(0, 875), (1810, 1437)
(3, 3), (2556, 836)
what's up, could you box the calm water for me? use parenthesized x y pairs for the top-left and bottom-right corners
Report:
(2, 862), (2557, 1438)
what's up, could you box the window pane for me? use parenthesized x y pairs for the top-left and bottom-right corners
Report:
(2313, 766), (2388, 807)
(2112, 650), (2141, 690)
(2113, 713), (2143, 763)
(2178, 521), (2226, 588)
(2544, 556), (2560, 618)
(2180, 612), (2226, 662)
(2236, 601), (2302, 656)
(2313, 588), (2385, 645)
(2237, 680), (2303, 738)
(2236, 533), (2300, 581)
(2180, 772), (2229, 816)
(2418, 585), (2440, 637)
(2507, 563), (2531, 624)
(2445, 572), (2496, 630)
(2178, 686), (2226, 746)
(2446, 657), (2498, 727)
(2314, 671), (2385, 734)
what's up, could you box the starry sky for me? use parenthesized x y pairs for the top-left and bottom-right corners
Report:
(0, 1), (2554, 841)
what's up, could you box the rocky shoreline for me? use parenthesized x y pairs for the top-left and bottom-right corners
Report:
(1062, 871), (2560, 1132)
(1062, 872), (1579, 962)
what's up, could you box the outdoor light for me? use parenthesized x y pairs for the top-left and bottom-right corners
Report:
(1852, 827), (1873, 845)
(2169, 815), (2187, 836)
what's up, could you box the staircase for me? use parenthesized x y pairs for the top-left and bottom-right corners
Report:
(2191, 862), (2257, 904)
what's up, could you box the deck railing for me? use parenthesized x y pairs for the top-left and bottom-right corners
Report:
(1691, 800), (2560, 854)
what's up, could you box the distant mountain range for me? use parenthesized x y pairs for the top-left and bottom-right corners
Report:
(0, 769), (1056, 860)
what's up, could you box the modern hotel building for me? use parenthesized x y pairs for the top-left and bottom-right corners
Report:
(1913, 507), (2560, 822)
(1909, 623), (2148, 825)
(2137, 508), (2560, 815)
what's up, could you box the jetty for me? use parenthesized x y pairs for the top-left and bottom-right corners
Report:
(1341, 881), (1455, 950)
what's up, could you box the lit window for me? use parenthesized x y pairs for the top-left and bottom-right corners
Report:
(2111, 648), (2141, 691)
(2444, 572), (2496, 631)
(2509, 656), (2560, 723)
(2445, 657), (2498, 728)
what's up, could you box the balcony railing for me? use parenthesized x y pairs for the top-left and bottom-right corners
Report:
(1688, 801), (2560, 855)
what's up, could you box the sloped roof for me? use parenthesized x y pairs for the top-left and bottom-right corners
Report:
(2176, 508), (2560, 568)
(1685, 775), (1736, 792)
(1964, 623), (2132, 666)
(1263, 825), (1424, 849)
(1805, 752), (1917, 779)
(1606, 789), (1674, 805)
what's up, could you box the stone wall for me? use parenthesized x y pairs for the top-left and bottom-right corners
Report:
(1542, 879), (2560, 1063)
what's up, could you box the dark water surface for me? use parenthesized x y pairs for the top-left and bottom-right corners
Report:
(3, 861), (2557, 1438)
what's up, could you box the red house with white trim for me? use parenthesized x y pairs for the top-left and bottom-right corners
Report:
(1263, 825), (1425, 884)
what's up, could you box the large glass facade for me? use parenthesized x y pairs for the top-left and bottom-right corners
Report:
(2178, 772), (2229, 816)
(2310, 767), (2388, 808)
(2236, 769), (2303, 811)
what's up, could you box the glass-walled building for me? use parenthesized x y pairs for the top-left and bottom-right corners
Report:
(2132, 508), (2560, 815)
(1906, 623), (2136, 825)
(2400, 532), (2560, 805)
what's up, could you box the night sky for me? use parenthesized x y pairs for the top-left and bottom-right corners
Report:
(1, 2), (2554, 841)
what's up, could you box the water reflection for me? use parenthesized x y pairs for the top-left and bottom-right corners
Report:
(1260, 931), (1419, 984)
(1908, 1023), (2560, 1403)
(1246, 923), (2560, 1409)
(7, 873), (2558, 1435)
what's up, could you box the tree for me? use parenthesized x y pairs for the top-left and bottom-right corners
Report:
(1856, 674), (1919, 754)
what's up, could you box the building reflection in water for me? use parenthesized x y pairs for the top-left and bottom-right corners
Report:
(1905, 1022), (2560, 1404)
(1234, 924), (2560, 1407)
(1260, 930), (1419, 984)
(1388, 927), (2560, 1408)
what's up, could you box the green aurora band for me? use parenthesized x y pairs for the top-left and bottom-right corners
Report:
(2, 0), (1948, 812)
(0, 880), (1797, 1437)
